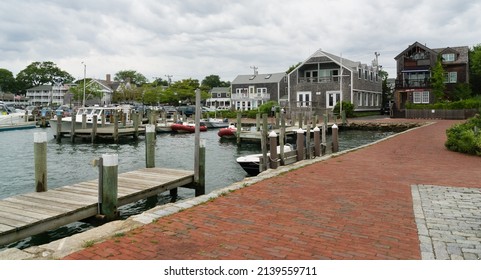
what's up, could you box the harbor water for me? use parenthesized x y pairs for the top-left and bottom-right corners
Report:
(0, 125), (395, 250)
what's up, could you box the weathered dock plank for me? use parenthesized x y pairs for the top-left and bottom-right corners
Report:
(0, 167), (194, 246)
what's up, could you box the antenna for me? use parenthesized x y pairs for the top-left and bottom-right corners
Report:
(250, 66), (258, 75)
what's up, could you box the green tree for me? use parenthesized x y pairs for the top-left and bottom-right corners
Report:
(0, 68), (17, 93)
(114, 70), (148, 86)
(68, 79), (104, 105)
(286, 62), (301, 74)
(431, 56), (446, 101)
(469, 44), (481, 95)
(201, 74), (230, 89)
(379, 69), (392, 105)
(15, 61), (74, 93)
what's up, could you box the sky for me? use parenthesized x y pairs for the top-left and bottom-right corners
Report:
(1, 0), (480, 84)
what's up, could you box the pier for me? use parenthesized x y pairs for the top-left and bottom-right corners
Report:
(0, 167), (195, 247)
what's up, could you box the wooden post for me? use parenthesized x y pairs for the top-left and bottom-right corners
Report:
(260, 113), (268, 173)
(56, 115), (62, 143)
(145, 124), (156, 168)
(236, 112), (242, 145)
(306, 124), (311, 159)
(269, 131), (278, 169)
(341, 110), (347, 125)
(314, 126), (321, 157)
(332, 124), (339, 153)
(82, 113), (87, 129)
(101, 153), (118, 220)
(296, 128), (305, 161)
(279, 113), (286, 165)
(113, 112), (119, 143)
(275, 112), (280, 129)
(91, 115), (98, 143)
(298, 112), (303, 129)
(256, 113), (260, 131)
(122, 112), (127, 127)
(40, 116), (46, 128)
(195, 140), (206, 196)
(34, 132), (47, 192)
(24, 111), (28, 122)
(133, 112), (139, 139)
(323, 114), (328, 129)
(321, 123), (327, 155)
(70, 110), (76, 143)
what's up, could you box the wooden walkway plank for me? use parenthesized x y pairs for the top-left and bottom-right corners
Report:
(0, 167), (194, 247)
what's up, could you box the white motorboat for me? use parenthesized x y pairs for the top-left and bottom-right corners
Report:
(204, 117), (229, 128)
(0, 102), (26, 126)
(49, 105), (133, 131)
(236, 145), (293, 176)
(156, 118), (175, 133)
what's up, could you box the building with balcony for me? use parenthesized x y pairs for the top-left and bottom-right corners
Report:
(26, 84), (70, 106)
(231, 72), (287, 111)
(288, 49), (382, 116)
(392, 41), (469, 116)
(205, 87), (231, 109)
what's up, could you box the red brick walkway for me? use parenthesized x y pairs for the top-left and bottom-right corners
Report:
(63, 120), (481, 260)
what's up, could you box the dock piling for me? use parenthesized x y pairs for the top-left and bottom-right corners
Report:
(34, 132), (48, 192)
(332, 124), (339, 153)
(269, 131), (278, 169)
(56, 115), (62, 143)
(296, 128), (305, 161)
(145, 124), (156, 168)
(314, 126), (321, 157)
(91, 115), (98, 143)
(100, 154), (118, 220)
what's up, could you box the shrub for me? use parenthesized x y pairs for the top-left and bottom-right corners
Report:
(445, 114), (481, 156)
(333, 101), (354, 117)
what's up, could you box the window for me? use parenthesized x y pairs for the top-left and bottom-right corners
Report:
(358, 92), (363, 106)
(413, 91), (430, 104)
(442, 53), (455, 62)
(364, 70), (368, 80)
(326, 91), (340, 108)
(444, 72), (457, 83)
(358, 68), (362, 79)
(297, 91), (311, 107)
(370, 71), (373, 81)
(217, 93), (221, 98)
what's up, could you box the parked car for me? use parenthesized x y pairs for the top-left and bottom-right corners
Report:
(177, 105), (196, 117)
(55, 105), (72, 117)
(217, 106), (231, 111)
(162, 106), (178, 118)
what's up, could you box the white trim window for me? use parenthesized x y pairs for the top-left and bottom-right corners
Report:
(413, 91), (430, 104)
(297, 91), (311, 107)
(444, 72), (457, 83)
(358, 92), (363, 106)
(442, 53), (455, 62)
(326, 91), (340, 108)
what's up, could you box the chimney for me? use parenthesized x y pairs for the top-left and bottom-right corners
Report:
(106, 74), (111, 83)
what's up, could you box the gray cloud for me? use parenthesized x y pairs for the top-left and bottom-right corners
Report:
(1, 0), (479, 83)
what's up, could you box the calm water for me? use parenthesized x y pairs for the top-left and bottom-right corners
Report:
(0, 125), (395, 250)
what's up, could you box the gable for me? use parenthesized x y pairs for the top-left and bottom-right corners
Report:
(394, 41), (437, 60)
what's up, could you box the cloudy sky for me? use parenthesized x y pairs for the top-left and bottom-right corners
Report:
(1, 0), (479, 83)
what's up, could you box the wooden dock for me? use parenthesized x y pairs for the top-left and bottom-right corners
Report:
(0, 167), (194, 247)
(57, 126), (146, 142)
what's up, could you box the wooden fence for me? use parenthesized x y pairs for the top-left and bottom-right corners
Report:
(405, 109), (478, 120)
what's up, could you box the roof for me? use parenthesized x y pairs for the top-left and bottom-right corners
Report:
(210, 87), (230, 93)
(232, 73), (286, 85)
(394, 41), (469, 63)
(289, 48), (370, 76)
(26, 85), (53, 91)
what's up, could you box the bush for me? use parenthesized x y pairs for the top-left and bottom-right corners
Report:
(406, 97), (481, 110)
(333, 101), (354, 117)
(445, 114), (481, 156)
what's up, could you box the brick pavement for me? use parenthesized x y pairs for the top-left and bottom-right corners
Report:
(62, 119), (481, 260)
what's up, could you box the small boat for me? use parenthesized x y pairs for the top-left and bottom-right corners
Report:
(236, 145), (293, 176)
(205, 118), (229, 128)
(156, 118), (175, 133)
(49, 105), (133, 132)
(0, 102), (26, 127)
(217, 123), (237, 138)
(171, 121), (207, 133)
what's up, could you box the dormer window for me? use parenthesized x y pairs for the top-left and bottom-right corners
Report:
(265, 74), (272, 79)
(249, 75), (256, 80)
(442, 53), (455, 62)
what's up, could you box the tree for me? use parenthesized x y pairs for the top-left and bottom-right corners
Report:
(431, 56), (446, 101)
(68, 79), (103, 105)
(201, 75), (230, 89)
(114, 70), (148, 86)
(379, 69), (392, 105)
(0, 68), (16, 93)
(15, 61), (74, 93)
(469, 44), (481, 95)
(286, 62), (301, 74)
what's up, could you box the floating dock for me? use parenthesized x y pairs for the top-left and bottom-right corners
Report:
(0, 167), (194, 247)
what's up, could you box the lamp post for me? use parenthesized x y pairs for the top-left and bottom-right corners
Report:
(82, 62), (86, 107)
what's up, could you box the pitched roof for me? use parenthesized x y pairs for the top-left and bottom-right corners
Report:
(394, 41), (469, 63)
(232, 73), (285, 84)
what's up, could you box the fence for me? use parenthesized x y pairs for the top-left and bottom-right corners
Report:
(405, 109), (478, 120)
